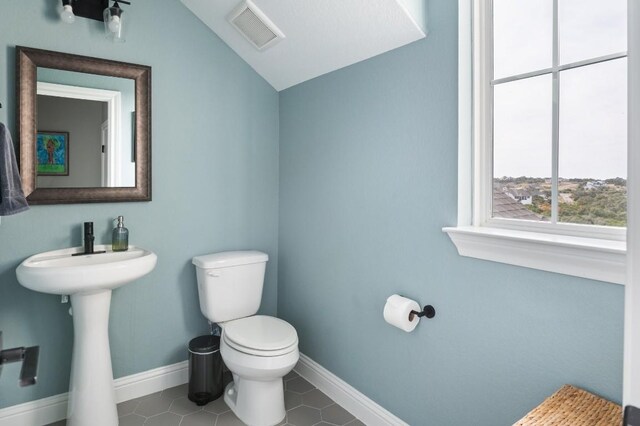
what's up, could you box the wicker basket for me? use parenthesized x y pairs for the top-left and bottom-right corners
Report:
(513, 385), (622, 426)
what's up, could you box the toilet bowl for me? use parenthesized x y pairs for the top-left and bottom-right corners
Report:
(192, 251), (299, 426)
(220, 315), (299, 426)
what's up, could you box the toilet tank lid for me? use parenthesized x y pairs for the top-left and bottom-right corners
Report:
(192, 250), (268, 269)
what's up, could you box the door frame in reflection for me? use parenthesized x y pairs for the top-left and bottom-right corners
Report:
(37, 82), (123, 187)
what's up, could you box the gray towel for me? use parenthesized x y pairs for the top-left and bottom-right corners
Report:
(0, 123), (29, 216)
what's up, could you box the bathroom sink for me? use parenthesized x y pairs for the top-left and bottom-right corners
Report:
(16, 245), (157, 426)
(16, 245), (157, 295)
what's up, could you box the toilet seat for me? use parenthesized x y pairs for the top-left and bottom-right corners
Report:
(223, 315), (298, 357)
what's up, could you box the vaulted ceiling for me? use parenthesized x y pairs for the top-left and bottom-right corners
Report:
(180, 0), (426, 91)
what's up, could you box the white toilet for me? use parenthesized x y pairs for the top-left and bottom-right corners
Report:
(192, 251), (299, 426)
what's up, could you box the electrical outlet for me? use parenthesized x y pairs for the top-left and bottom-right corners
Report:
(61, 295), (69, 304)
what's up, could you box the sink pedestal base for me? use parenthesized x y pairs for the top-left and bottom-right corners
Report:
(67, 290), (117, 426)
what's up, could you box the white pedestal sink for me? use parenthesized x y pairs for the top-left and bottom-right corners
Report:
(16, 245), (157, 426)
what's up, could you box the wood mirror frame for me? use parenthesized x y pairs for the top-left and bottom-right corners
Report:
(17, 46), (151, 204)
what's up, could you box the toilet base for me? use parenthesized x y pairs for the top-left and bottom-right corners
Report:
(224, 378), (286, 426)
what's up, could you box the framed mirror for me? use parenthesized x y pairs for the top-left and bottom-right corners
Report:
(17, 46), (151, 204)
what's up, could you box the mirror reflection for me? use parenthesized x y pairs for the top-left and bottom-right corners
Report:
(18, 46), (151, 204)
(36, 68), (135, 188)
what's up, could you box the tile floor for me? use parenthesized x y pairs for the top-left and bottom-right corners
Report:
(45, 371), (364, 426)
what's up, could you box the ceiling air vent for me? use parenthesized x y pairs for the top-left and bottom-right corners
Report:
(228, 1), (285, 51)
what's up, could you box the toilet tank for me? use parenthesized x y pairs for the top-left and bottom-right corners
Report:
(192, 251), (268, 323)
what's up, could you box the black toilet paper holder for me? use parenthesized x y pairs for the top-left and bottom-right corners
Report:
(409, 305), (436, 322)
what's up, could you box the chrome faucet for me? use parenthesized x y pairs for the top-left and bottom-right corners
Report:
(0, 331), (39, 387)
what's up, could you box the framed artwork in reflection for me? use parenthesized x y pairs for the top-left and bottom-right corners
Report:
(36, 131), (69, 176)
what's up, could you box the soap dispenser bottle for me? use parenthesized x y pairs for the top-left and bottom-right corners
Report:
(112, 216), (129, 252)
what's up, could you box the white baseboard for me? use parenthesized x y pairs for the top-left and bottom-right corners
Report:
(1, 353), (404, 426)
(294, 353), (408, 426)
(0, 360), (189, 426)
(113, 360), (189, 404)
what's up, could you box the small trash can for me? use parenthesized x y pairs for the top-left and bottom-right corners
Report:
(188, 335), (224, 406)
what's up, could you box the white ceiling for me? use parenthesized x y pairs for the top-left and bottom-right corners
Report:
(180, 0), (426, 91)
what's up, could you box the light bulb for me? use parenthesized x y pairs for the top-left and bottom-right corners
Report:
(108, 15), (121, 33)
(60, 4), (75, 24)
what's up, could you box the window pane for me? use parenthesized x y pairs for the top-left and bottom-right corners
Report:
(493, 0), (553, 79)
(493, 75), (552, 221)
(559, 0), (626, 65)
(558, 58), (627, 226)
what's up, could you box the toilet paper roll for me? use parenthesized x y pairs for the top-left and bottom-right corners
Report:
(383, 294), (421, 332)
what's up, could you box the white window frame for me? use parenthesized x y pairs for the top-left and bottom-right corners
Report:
(443, 0), (627, 285)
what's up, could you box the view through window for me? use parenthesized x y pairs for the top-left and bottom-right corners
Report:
(491, 0), (627, 227)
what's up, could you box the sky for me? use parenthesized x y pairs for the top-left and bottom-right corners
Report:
(492, 0), (627, 180)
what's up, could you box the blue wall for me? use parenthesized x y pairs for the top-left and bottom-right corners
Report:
(0, 0), (625, 424)
(278, 1), (624, 425)
(0, 0), (279, 409)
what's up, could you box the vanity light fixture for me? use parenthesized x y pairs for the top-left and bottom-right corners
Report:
(60, 0), (76, 24)
(58, 0), (131, 42)
(103, 1), (129, 42)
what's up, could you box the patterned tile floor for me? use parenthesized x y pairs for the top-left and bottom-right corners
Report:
(45, 371), (364, 426)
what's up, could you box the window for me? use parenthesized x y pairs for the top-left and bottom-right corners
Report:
(444, 0), (628, 284)
(491, 0), (627, 231)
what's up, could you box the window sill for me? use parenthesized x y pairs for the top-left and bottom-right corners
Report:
(442, 226), (626, 285)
